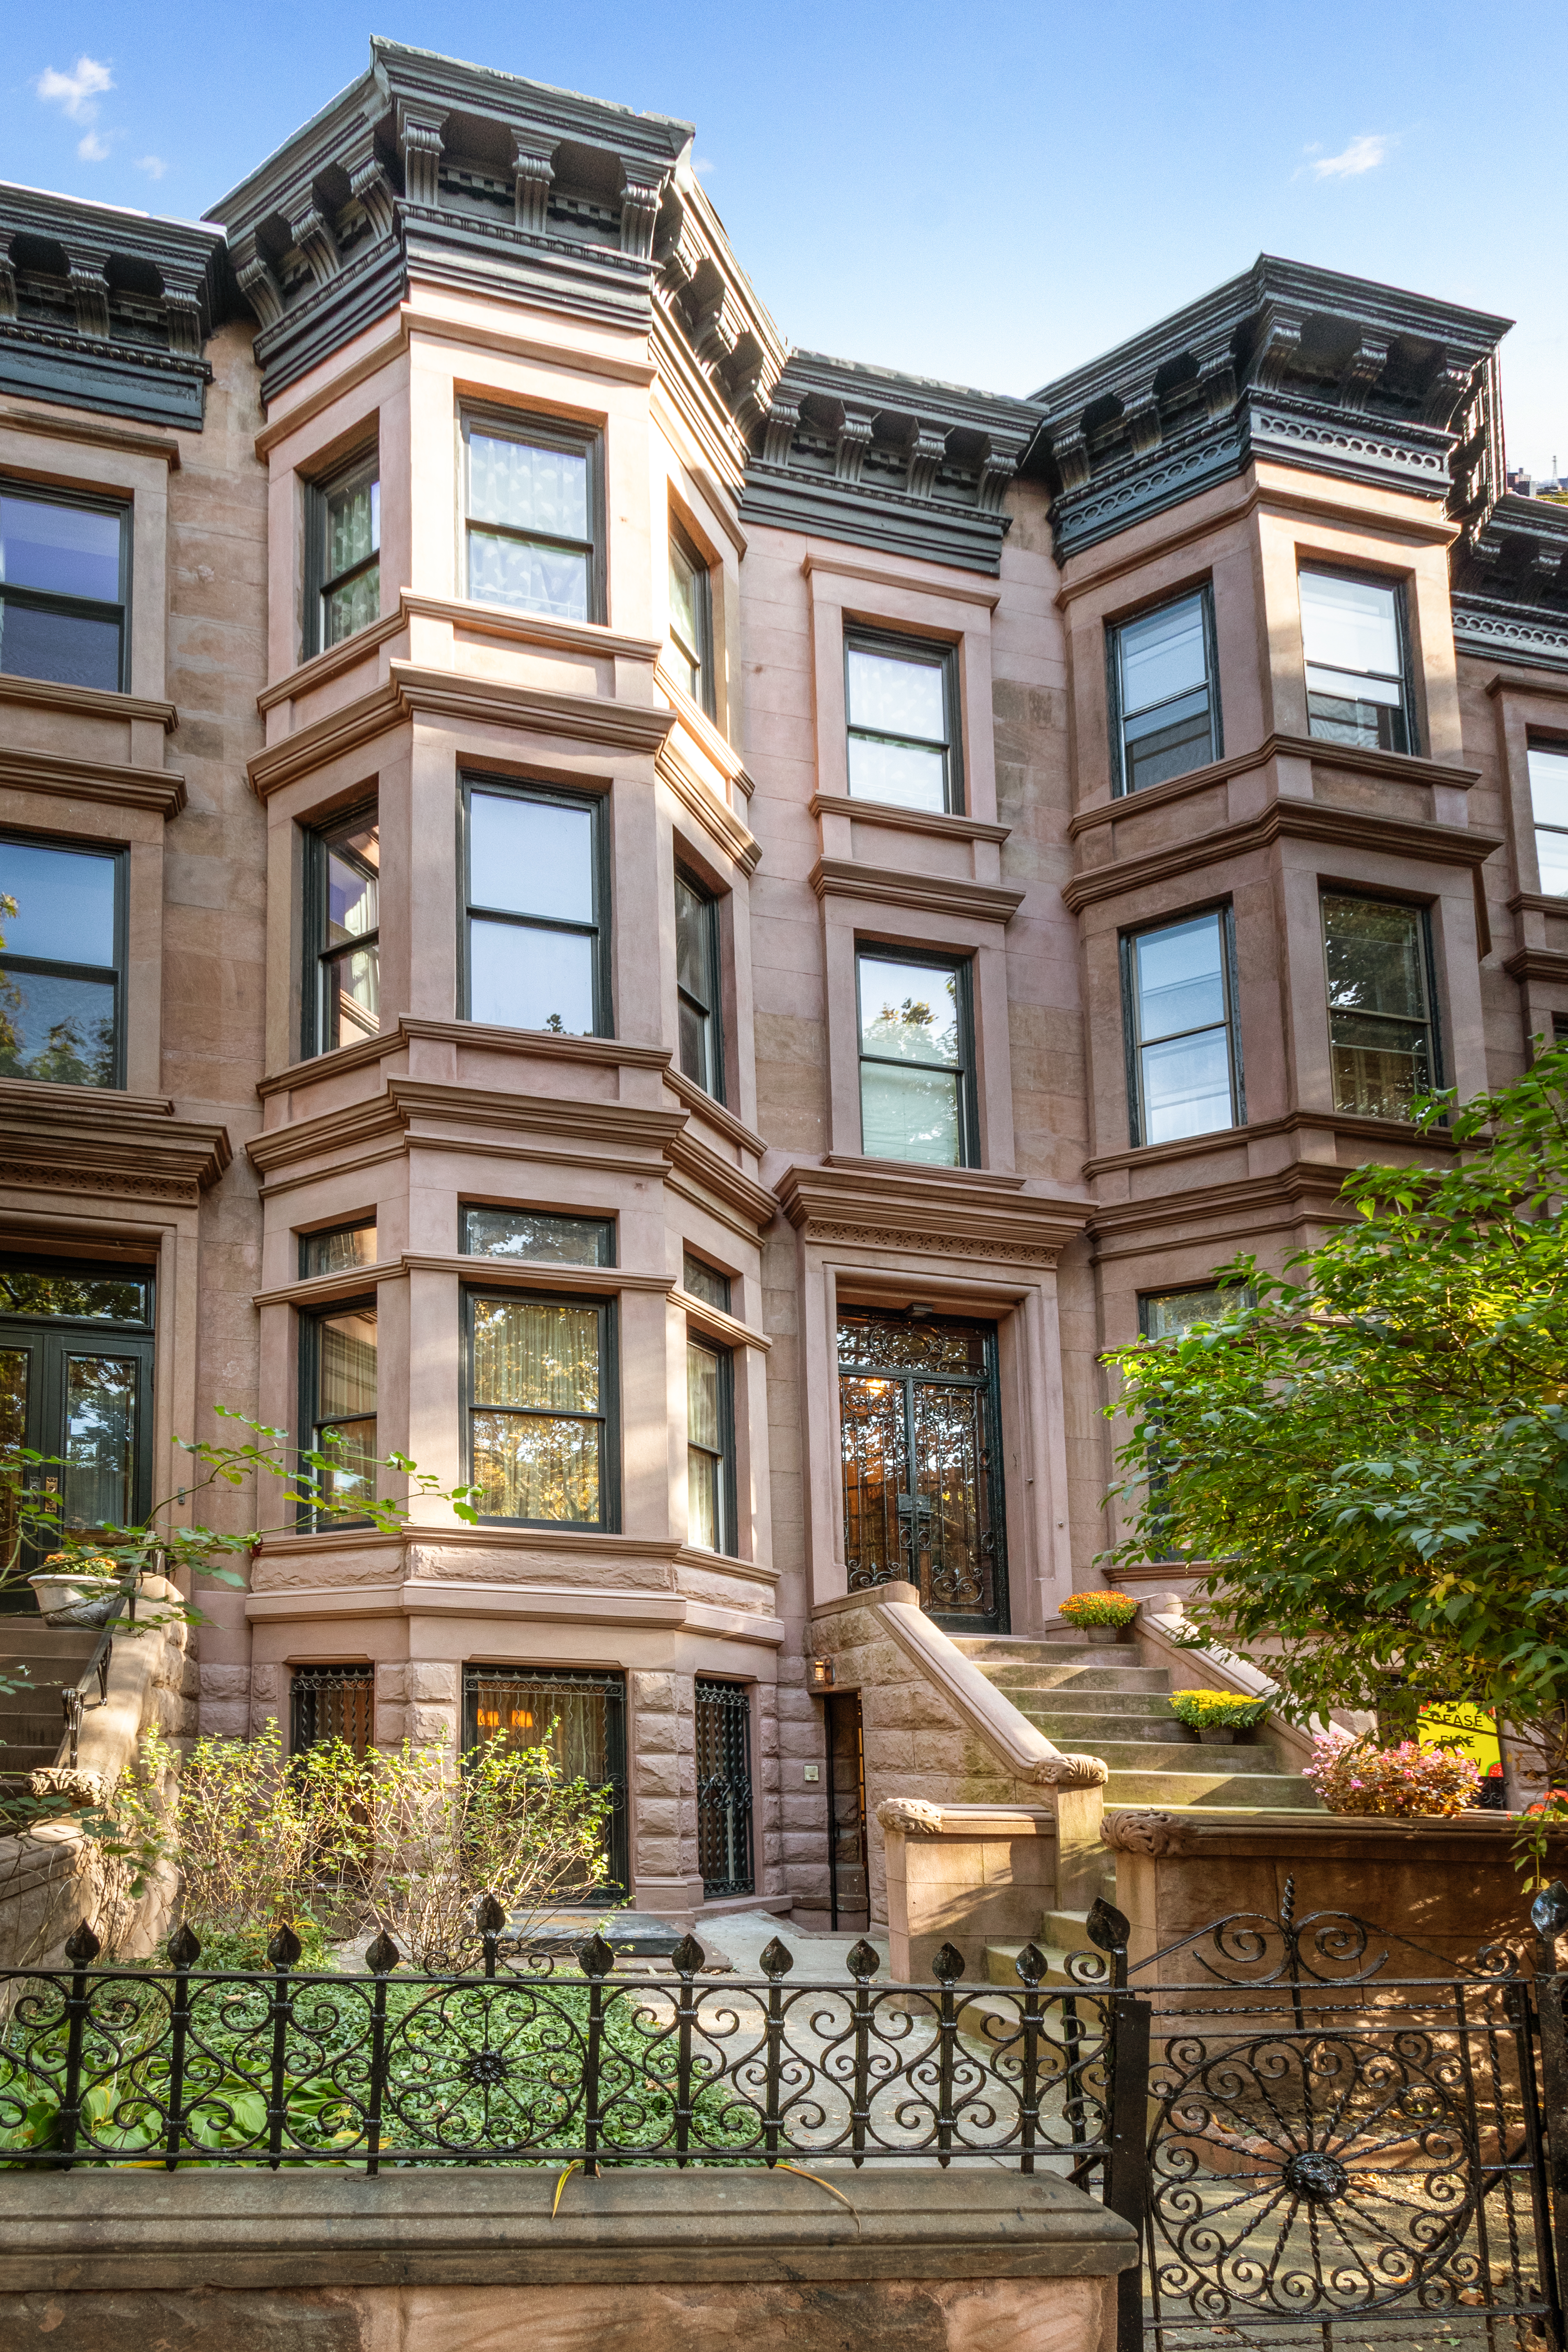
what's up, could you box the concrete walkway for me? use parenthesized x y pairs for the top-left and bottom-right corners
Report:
(690, 1908), (891, 1980)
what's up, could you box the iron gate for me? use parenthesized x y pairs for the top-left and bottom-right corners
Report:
(1081, 1877), (1568, 2352)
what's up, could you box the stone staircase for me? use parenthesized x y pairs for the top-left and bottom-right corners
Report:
(0, 1621), (98, 1782)
(948, 1628), (1320, 1988)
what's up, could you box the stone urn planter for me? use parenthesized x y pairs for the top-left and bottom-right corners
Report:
(1198, 1726), (1237, 1745)
(29, 1565), (125, 1627)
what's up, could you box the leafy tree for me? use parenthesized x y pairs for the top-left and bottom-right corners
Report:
(1102, 1041), (1568, 1792)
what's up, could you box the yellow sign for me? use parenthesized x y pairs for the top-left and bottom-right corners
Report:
(1418, 1703), (1501, 1775)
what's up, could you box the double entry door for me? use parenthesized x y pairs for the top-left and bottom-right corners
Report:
(837, 1306), (1007, 1633)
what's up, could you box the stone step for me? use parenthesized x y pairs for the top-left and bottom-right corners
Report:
(1002, 1688), (1180, 1719)
(953, 1639), (1142, 1668)
(1101, 1766), (1321, 1808)
(1018, 1711), (1194, 1745)
(1051, 1736), (1281, 1772)
(0, 1624), (99, 1663)
(985, 1664), (1171, 1694)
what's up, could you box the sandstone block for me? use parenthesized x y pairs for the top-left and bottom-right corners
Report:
(198, 1665), (250, 1700)
(408, 1663), (459, 1704)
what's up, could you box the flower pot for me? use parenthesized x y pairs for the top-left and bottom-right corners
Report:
(1198, 1726), (1237, 1746)
(28, 1572), (123, 1628)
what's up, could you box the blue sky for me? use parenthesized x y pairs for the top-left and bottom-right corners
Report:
(5, 1), (1565, 474)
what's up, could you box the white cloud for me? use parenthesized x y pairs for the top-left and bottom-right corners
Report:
(36, 56), (113, 123)
(135, 154), (167, 180)
(1308, 133), (1391, 181)
(76, 130), (111, 163)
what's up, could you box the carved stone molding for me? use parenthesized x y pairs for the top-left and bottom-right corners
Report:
(0, 1083), (230, 1207)
(398, 111), (446, 209)
(512, 139), (555, 236)
(289, 206), (341, 287)
(619, 168), (664, 260)
(906, 427), (947, 499)
(68, 266), (111, 341)
(777, 1160), (1090, 1268)
(875, 1798), (946, 1837)
(1100, 1808), (1180, 1856)
(1034, 1753), (1110, 1791)
(802, 1221), (1058, 1267)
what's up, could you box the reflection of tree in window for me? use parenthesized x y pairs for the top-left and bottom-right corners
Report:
(0, 840), (120, 1089)
(857, 955), (969, 1167)
(1321, 894), (1434, 1120)
(63, 1355), (136, 1528)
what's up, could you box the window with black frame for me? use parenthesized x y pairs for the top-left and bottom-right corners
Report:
(1300, 571), (1414, 754)
(1109, 588), (1220, 795)
(668, 523), (714, 715)
(461, 1206), (614, 1267)
(845, 630), (960, 813)
(299, 1300), (378, 1528)
(463, 780), (608, 1038)
(1137, 1284), (1253, 1563)
(300, 1220), (376, 1279)
(307, 451), (379, 657)
(686, 1331), (733, 1554)
(0, 835), (123, 1089)
(462, 409), (602, 624)
(0, 1258), (154, 1590)
(1527, 742), (1568, 896)
(1321, 892), (1438, 1120)
(837, 1306), (1006, 1631)
(856, 949), (976, 1167)
(466, 1291), (615, 1529)
(0, 485), (127, 692)
(463, 1662), (627, 1896)
(695, 1679), (753, 1898)
(1122, 908), (1243, 1147)
(681, 1251), (730, 1312)
(290, 1664), (374, 1758)
(304, 806), (378, 1058)
(675, 869), (724, 1101)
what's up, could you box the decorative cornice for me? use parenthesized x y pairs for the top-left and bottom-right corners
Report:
(1503, 946), (1568, 986)
(662, 1068), (766, 1158)
(0, 1082), (230, 1204)
(1084, 1107), (1457, 1184)
(0, 672), (178, 735)
(809, 791), (1010, 848)
(665, 1131), (777, 1227)
(1451, 590), (1568, 674)
(775, 1160), (1091, 1265)
(248, 1081), (684, 1176)
(1062, 802), (1502, 911)
(247, 680), (403, 799)
(0, 740), (186, 820)
(809, 858), (1024, 926)
(1068, 733), (1480, 840)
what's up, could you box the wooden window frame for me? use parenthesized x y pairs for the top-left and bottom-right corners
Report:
(462, 1285), (620, 1534)
(459, 403), (606, 627)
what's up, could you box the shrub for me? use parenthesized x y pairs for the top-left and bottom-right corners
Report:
(1170, 1688), (1271, 1732)
(1058, 1592), (1140, 1630)
(1303, 1726), (1480, 1817)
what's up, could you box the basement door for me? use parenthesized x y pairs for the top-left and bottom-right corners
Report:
(837, 1306), (1008, 1634)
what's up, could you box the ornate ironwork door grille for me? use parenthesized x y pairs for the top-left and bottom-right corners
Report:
(462, 1663), (628, 1897)
(837, 1306), (1007, 1631)
(289, 1663), (374, 1757)
(695, 1678), (753, 1897)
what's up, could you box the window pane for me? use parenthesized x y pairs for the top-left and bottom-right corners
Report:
(1322, 895), (1426, 1019)
(1120, 595), (1207, 716)
(1300, 571), (1401, 678)
(0, 842), (116, 966)
(325, 472), (377, 580)
(315, 1418), (378, 1517)
(0, 495), (120, 602)
(682, 1252), (730, 1310)
(1140, 1028), (1234, 1144)
(472, 1411), (600, 1522)
(1142, 1286), (1240, 1342)
(463, 1209), (613, 1265)
(322, 944), (379, 1047)
(1134, 915), (1225, 1043)
(468, 530), (589, 621)
(847, 735), (947, 811)
(1528, 746), (1568, 829)
(62, 1354), (136, 1529)
(470, 793), (594, 924)
(0, 1267), (149, 1320)
(472, 1299), (599, 1413)
(470, 918), (594, 1035)
(1124, 700), (1213, 795)
(1537, 830), (1568, 895)
(679, 998), (712, 1091)
(0, 601), (122, 691)
(324, 564), (380, 648)
(860, 1061), (961, 1164)
(468, 434), (588, 539)
(1329, 1026), (1430, 1120)
(0, 971), (116, 1087)
(858, 958), (960, 1065)
(1306, 664), (1402, 709)
(688, 1340), (722, 1452)
(676, 877), (713, 1005)
(1306, 687), (1407, 755)
(318, 1307), (377, 1419)
(302, 1225), (376, 1278)
(688, 1445), (720, 1550)
(847, 648), (946, 743)
(669, 538), (699, 650)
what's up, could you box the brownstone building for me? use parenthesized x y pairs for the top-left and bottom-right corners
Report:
(2, 42), (1564, 1927)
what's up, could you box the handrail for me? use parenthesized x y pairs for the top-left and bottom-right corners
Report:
(60, 1579), (137, 1770)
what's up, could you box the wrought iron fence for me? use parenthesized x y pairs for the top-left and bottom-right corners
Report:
(0, 1913), (1121, 2176)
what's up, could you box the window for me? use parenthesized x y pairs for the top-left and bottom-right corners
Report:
(462, 409), (602, 624)
(0, 485), (127, 692)
(0, 836), (123, 1088)
(695, 1679), (753, 1898)
(682, 1251), (731, 1312)
(1321, 892), (1438, 1120)
(1109, 588), (1220, 795)
(837, 1307), (1007, 1630)
(1139, 1284), (1252, 1342)
(290, 1664), (374, 1758)
(1122, 908), (1242, 1147)
(463, 780), (608, 1037)
(466, 1292), (615, 1528)
(462, 1207), (614, 1266)
(299, 1300), (378, 1527)
(1300, 571), (1413, 755)
(668, 523), (714, 715)
(1528, 743), (1568, 895)
(675, 869), (724, 1101)
(687, 1333), (733, 1554)
(0, 1258), (153, 1578)
(856, 950), (976, 1167)
(463, 1664), (627, 1895)
(304, 806), (378, 1059)
(307, 452), (379, 657)
(300, 1221), (376, 1279)
(845, 630), (960, 813)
